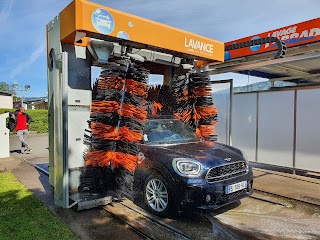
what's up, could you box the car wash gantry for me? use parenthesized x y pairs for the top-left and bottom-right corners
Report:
(47, 0), (280, 211)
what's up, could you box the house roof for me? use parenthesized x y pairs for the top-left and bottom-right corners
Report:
(26, 98), (48, 103)
(0, 90), (13, 96)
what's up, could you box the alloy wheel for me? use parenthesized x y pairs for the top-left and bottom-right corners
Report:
(145, 178), (169, 212)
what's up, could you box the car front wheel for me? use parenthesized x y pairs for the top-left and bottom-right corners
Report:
(144, 174), (172, 216)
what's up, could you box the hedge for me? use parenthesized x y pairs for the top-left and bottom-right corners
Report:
(0, 109), (48, 133)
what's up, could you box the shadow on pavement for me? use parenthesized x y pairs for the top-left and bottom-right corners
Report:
(10, 149), (21, 154)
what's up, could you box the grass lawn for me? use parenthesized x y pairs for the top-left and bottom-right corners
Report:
(0, 171), (78, 240)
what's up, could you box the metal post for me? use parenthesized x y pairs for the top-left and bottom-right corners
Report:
(255, 92), (259, 162)
(292, 90), (297, 175)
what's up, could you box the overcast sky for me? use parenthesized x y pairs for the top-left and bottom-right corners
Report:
(0, 0), (319, 97)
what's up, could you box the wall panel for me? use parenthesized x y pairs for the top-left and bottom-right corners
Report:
(296, 89), (320, 172)
(231, 93), (257, 162)
(257, 91), (294, 167)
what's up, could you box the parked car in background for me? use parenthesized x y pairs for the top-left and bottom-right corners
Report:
(133, 117), (253, 216)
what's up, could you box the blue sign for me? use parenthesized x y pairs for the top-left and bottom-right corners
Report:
(91, 8), (115, 35)
(250, 36), (261, 52)
(117, 31), (130, 40)
(224, 51), (231, 60)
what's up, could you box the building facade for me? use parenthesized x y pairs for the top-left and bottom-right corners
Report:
(0, 91), (13, 109)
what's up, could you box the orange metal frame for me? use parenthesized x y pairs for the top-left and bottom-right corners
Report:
(60, 0), (224, 62)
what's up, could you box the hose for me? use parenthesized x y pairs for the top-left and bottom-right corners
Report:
(225, 37), (287, 59)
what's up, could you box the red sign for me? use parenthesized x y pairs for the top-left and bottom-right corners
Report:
(225, 18), (320, 60)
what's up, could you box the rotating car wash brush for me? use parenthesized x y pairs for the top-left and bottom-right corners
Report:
(117, 63), (149, 156)
(112, 61), (149, 197)
(147, 85), (176, 116)
(191, 73), (218, 139)
(171, 72), (218, 139)
(158, 85), (176, 115)
(79, 60), (128, 194)
(146, 85), (162, 115)
(81, 59), (149, 197)
(172, 74), (198, 130)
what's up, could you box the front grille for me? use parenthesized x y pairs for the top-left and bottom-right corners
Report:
(206, 161), (247, 183)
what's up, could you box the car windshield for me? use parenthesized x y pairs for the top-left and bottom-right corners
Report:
(144, 119), (200, 144)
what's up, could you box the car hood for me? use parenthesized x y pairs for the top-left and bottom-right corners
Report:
(150, 141), (245, 167)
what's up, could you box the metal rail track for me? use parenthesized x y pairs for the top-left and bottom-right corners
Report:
(252, 188), (320, 208)
(103, 201), (191, 240)
(119, 201), (191, 240)
(101, 208), (153, 240)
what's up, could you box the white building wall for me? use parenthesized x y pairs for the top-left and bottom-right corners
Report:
(0, 95), (13, 109)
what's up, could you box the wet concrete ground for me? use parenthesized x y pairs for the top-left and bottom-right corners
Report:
(210, 193), (320, 239)
(2, 134), (320, 239)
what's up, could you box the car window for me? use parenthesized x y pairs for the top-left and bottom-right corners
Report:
(144, 119), (200, 143)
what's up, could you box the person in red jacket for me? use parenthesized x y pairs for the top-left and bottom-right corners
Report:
(13, 107), (33, 154)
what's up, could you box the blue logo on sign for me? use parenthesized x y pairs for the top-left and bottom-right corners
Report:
(224, 51), (231, 60)
(92, 8), (115, 35)
(250, 36), (261, 52)
(117, 31), (130, 40)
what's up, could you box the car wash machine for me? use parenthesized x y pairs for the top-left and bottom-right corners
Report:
(46, 0), (253, 210)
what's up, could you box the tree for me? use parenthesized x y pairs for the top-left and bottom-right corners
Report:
(0, 82), (10, 91)
(0, 82), (16, 95)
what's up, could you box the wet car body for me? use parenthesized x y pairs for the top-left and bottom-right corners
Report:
(133, 118), (253, 215)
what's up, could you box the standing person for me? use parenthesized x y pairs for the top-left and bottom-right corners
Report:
(14, 107), (33, 154)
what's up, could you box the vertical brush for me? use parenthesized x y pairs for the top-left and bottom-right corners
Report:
(191, 73), (218, 139)
(81, 59), (149, 198)
(113, 61), (149, 198)
(79, 61), (127, 195)
(172, 72), (218, 139)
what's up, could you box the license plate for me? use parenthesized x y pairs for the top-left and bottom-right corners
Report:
(225, 181), (247, 194)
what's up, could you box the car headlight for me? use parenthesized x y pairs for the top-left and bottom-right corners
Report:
(172, 158), (202, 177)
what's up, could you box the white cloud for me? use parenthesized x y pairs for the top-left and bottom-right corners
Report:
(10, 43), (46, 79)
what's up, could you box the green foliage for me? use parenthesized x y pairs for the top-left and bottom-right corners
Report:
(0, 171), (78, 240)
(0, 109), (48, 133)
(26, 109), (48, 133)
(0, 82), (10, 91)
(0, 82), (16, 94)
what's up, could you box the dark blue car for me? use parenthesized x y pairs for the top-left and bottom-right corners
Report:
(133, 118), (253, 216)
